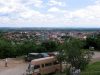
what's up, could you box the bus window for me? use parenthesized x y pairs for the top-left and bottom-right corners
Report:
(45, 63), (52, 67)
(42, 64), (44, 68)
(34, 65), (40, 69)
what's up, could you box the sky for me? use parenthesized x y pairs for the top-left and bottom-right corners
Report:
(0, 0), (100, 28)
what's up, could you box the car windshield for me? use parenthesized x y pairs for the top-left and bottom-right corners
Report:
(40, 53), (49, 57)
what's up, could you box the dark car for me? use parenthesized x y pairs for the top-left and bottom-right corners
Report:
(25, 53), (49, 62)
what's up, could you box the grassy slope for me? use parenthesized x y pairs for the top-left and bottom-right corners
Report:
(54, 62), (100, 75)
(81, 61), (100, 75)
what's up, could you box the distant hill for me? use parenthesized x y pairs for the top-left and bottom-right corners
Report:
(0, 27), (100, 32)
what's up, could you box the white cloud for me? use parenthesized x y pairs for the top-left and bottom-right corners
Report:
(24, 0), (43, 8)
(71, 4), (100, 19)
(47, 0), (65, 7)
(19, 10), (42, 19)
(0, 0), (43, 14)
(64, 0), (100, 27)
(0, 0), (100, 27)
(48, 7), (67, 13)
(0, 0), (21, 13)
(95, 0), (100, 4)
(48, 7), (61, 12)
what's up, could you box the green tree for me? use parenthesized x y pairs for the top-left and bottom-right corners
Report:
(0, 39), (13, 58)
(56, 38), (93, 75)
(56, 48), (66, 73)
(85, 37), (97, 49)
(41, 40), (58, 52)
(86, 34), (100, 51)
(16, 40), (37, 56)
(64, 38), (93, 70)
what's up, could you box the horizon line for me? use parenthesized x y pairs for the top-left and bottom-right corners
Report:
(0, 27), (100, 29)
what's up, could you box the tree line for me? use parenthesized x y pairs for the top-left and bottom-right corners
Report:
(0, 38), (58, 59)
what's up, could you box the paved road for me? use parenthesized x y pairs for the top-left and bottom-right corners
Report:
(93, 51), (100, 58)
(91, 51), (100, 63)
(0, 63), (28, 75)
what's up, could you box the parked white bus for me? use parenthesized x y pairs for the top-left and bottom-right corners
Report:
(26, 56), (60, 75)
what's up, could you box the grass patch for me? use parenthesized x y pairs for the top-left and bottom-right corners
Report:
(81, 61), (100, 75)
(53, 61), (100, 75)
(85, 62), (100, 71)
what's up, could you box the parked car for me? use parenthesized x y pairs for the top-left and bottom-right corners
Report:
(48, 52), (59, 56)
(25, 53), (49, 62)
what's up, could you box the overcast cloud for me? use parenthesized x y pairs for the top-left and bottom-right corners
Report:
(0, 0), (100, 28)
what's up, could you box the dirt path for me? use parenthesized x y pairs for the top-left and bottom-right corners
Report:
(0, 63), (28, 75)
(0, 58), (28, 75)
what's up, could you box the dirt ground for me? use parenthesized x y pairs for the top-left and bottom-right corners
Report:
(0, 58), (25, 71)
(0, 58), (28, 75)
